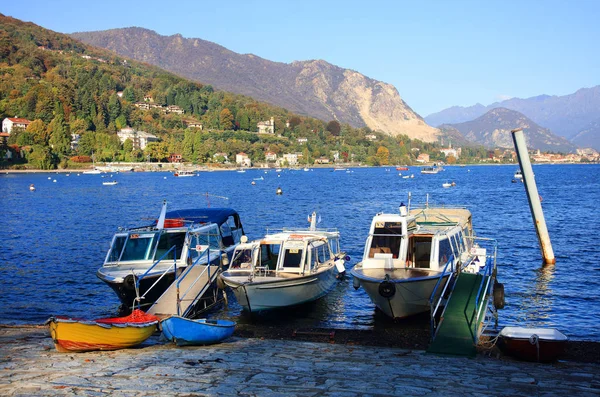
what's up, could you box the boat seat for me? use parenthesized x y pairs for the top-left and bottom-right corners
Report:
(369, 247), (392, 258)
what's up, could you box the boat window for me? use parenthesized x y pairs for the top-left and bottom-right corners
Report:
(438, 237), (453, 266)
(220, 221), (235, 247)
(108, 235), (127, 262)
(230, 248), (253, 269)
(369, 235), (401, 258)
(282, 248), (303, 268)
(121, 233), (156, 261)
(413, 236), (432, 268)
(225, 215), (243, 244)
(259, 244), (280, 270)
(328, 238), (340, 255)
(155, 231), (186, 260)
(318, 243), (330, 263)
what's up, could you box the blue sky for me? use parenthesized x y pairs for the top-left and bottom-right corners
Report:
(2, 0), (599, 116)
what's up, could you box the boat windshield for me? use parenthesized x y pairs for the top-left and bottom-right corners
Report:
(121, 233), (157, 261)
(155, 230), (187, 260)
(259, 243), (280, 271)
(368, 222), (403, 259)
(230, 248), (254, 269)
(282, 248), (303, 268)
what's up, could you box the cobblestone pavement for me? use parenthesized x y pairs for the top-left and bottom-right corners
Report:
(1, 327), (599, 396)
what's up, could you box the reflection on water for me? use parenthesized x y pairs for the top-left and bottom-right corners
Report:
(1, 164), (599, 340)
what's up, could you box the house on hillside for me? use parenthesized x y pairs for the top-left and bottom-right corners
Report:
(236, 152), (251, 167)
(365, 134), (377, 141)
(117, 127), (159, 151)
(169, 153), (183, 163)
(2, 117), (32, 134)
(315, 157), (330, 164)
(297, 138), (308, 145)
(282, 153), (298, 166)
(416, 153), (430, 163)
(166, 105), (184, 114)
(265, 151), (277, 162)
(187, 121), (203, 130)
(257, 117), (275, 134)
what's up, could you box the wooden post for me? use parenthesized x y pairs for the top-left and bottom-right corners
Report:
(511, 128), (555, 264)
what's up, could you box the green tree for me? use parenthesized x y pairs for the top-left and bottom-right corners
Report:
(26, 145), (55, 169)
(48, 115), (71, 155)
(326, 120), (341, 136)
(25, 119), (48, 144)
(219, 108), (234, 130)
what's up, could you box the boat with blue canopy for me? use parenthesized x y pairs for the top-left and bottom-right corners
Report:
(96, 202), (245, 311)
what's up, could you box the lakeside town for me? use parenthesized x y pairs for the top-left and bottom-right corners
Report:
(3, 115), (599, 172)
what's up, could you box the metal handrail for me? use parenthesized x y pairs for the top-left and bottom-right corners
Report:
(429, 254), (455, 338)
(470, 257), (495, 342)
(134, 245), (177, 306)
(176, 247), (219, 316)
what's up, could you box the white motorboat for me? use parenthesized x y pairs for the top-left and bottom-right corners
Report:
(421, 165), (442, 174)
(102, 180), (118, 186)
(219, 212), (347, 312)
(174, 170), (196, 177)
(97, 202), (246, 310)
(351, 199), (498, 320)
(83, 169), (102, 175)
(514, 170), (523, 179)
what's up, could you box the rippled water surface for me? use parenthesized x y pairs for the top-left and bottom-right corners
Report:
(1, 164), (599, 340)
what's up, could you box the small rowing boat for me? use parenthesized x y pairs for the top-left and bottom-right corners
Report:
(47, 309), (159, 352)
(160, 316), (235, 346)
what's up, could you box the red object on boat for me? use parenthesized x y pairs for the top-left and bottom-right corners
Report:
(95, 309), (159, 324)
(396, 166), (409, 171)
(163, 218), (185, 228)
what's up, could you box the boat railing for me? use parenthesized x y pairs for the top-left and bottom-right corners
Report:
(268, 227), (339, 234)
(134, 245), (178, 307)
(176, 246), (217, 316)
(429, 254), (455, 339)
(463, 236), (498, 342)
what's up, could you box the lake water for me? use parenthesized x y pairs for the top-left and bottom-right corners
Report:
(1, 164), (599, 340)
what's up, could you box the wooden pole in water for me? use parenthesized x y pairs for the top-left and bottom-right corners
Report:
(511, 128), (556, 264)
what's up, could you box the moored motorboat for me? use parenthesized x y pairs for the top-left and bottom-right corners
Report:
(96, 202), (245, 310)
(174, 170), (196, 177)
(421, 165), (442, 174)
(219, 213), (347, 312)
(47, 309), (159, 353)
(498, 327), (568, 362)
(160, 316), (235, 345)
(102, 180), (118, 186)
(351, 199), (498, 321)
(514, 169), (523, 180)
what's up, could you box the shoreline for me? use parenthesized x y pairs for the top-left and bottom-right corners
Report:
(1, 162), (597, 174)
(1, 325), (599, 396)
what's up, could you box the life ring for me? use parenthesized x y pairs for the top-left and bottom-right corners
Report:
(378, 277), (396, 298)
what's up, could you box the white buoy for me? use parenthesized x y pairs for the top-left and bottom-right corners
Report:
(47, 177), (51, 180)
(251, 181), (256, 185)
(52, 179), (57, 183)
(276, 187), (283, 195)
(29, 184), (36, 191)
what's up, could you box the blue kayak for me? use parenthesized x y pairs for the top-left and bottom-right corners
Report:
(161, 316), (235, 346)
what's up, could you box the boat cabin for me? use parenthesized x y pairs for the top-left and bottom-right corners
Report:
(361, 212), (468, 272)
(103, 208), (245, 268)
(229, 234), (334, 276)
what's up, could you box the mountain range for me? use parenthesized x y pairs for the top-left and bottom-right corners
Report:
(71, 28), (439, 142)
(426, 87), (600, 150)
(440, 108), (577, 153)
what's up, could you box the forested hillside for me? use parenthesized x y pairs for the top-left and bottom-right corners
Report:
(0, 14), (428, 169)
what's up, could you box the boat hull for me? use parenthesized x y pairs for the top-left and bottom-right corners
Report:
(221, 266), (338, 312)
(48, 310), (158, 352)
(351, 267), (448, 319)
(98, 269), (179, 310)
(161, 316), (235, 346)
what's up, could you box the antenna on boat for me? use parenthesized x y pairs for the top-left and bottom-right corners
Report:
(157, 200), (167, 229)
(407, 192), (412, 211)
(426, 193), (429, 208)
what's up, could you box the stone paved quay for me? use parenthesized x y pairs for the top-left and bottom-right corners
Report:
(1, 327), (599, 396)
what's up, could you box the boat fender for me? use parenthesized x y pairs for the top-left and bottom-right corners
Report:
(493, 282), (505, 309)
(378, 275), (396, 298)
(124, 275), (135, 290)
(216, 275), (226, 290)
(334, 259), (346, 274)
(352, 276), (360, 290)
